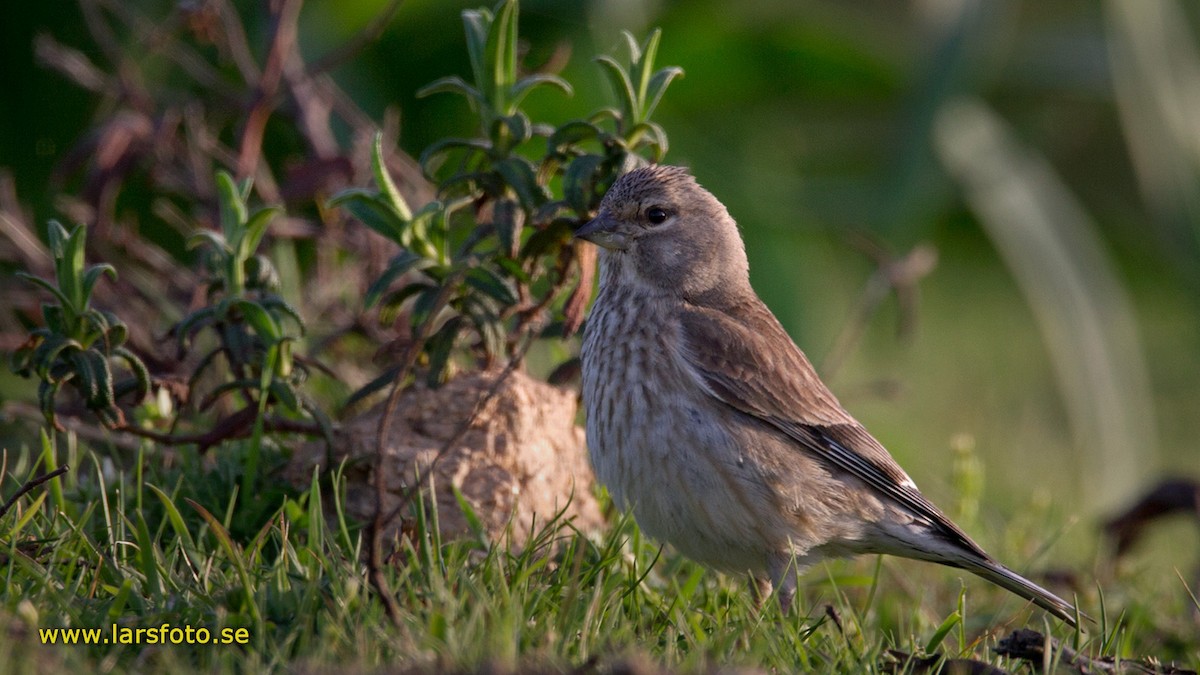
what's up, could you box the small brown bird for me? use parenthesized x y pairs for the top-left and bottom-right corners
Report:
(576, 164), (1080, 626)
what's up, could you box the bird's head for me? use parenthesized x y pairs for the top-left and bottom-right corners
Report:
(575, 165), (750, 301)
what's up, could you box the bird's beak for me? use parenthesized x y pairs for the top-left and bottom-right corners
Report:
(575, 215), (628, 251)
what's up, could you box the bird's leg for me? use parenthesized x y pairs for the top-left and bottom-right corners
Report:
(768, 551), (799, 615)
(748, 574), (773, 610)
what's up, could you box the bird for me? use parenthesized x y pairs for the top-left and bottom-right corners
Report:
(575, 164), (1080, 626)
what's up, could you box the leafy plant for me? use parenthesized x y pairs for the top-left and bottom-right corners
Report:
(333, 0), (684, 399)
(175, 171), (307, 417)
(10, 221), (149, 429)
(170, 170), (331, 498)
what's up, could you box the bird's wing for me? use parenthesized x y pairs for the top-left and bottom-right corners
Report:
(677, 298), (985, 556)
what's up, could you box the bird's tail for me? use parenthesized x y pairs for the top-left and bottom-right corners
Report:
(959, 557), (1084, 628)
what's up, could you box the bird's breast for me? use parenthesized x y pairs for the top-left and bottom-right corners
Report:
(580, 288), (774, 571)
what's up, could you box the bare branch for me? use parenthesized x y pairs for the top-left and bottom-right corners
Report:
(0, 466), (69, 520)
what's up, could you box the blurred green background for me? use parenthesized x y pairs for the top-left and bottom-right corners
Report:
(3, 0), (1199, 571)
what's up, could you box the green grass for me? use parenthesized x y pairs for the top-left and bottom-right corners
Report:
(0, 430), (1196, 674)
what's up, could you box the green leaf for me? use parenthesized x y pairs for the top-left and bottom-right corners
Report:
(106, 578), (134, 621)
(187, 230), (233, 254)
(628, 121), (671, 159)
(418, 137), (492, 179)
(73, 349), (116, 412)
(520, 218), (573, 260)
(259, 296), (306, 335)
(267, 377), (299, 411)
(411, 284), (451, 328)
(46, 220), (70, 259)
(80, 264), (117, 307)
(621, 30), (642, 65)
(37, 300), (64, 333)
(275, 338), (295, 379)
(240, 206), (281, 263)
(425, 315), (465, 387)
(465, 266), (518, 307)
(146, 484), (202, 569)
(493, 156), (546, 211)
(924, 610), (961, 654)
(485, 0), (519, 111)
(94, 309), (127, 349)
(594, 55), (637, 126)
(186, 498), (262, 627)
(495, 255), (530, 283)
(372, 131), (413, 220)
(563, 154), (607, 216)
(491, 198), (523, 259)
(328, 189), (407, 242)
(37, 378), (63, 427)
(549, 121), (602, 152)
(451, 483), (489, 546)
(634, 30), (663, 115)
(509, 74), (573, 109)
(365, 251), (433, 309)
(57, 221), (86, 309)
(643, 66), (684, 123)
(417, 76), (487, 112)
(215, 170), (249, 242)
(463, 295), (505, 362)
(461, 8), (493, 97)
(379, 281), (438, 326)
(31, 334), (79, 379)
(114, 346), (151, 402)
(133, 511), (160, 598)
(343, 364), (403, 411)
(231, 299), (283, 342)
(65, 349), (98, 401)
(175, 305), (217, 351)
(492, 111), (532, 153)
(17, 273), (73, 312)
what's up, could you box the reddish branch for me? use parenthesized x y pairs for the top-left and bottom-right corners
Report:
(235, 0), (303, 182)
(119, 407), (323, 453)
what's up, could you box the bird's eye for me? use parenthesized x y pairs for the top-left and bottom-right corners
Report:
(646, 207), (669, 225)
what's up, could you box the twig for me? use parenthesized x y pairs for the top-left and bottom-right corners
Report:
(34, 34), (111, 93)
(235, 0), (303, 181)
(306, 0), (406, 76)
(820, 237), (937, 380)
(0, 466), (69, 520)
(995, 628), (1195, 674)
(118, 408), (324, 452)
(367, 276), (462, 626)
(211, 0), (262, 83)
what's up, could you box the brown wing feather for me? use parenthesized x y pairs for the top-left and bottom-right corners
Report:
(677, 296), (986, 557)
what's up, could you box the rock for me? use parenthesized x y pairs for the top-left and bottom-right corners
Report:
(286, 369), (604, 549)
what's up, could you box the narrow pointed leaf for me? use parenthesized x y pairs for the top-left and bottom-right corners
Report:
(509, 74), (573, 109)
(231, 299), (282, 342)
(594, 56), (637, 124)
(80, 264), (117, 306)
(328, 189), (406, 241)
(643, 66), (684, 122)
(215, 171), (249, 241)
(563, 153), (607, 216)
(465, 266), (518, 306)
(372, 132), (413, 220)
(241, 206), (280, 261)
(365, 251), (433, 308)
(462, 9), (492, 93)
(493, 156), (546, 211)
(549, 121), (602, 151)
(417, 76), (487, 111)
